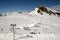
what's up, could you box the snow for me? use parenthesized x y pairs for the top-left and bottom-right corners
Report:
(28, 8), (39, 15)
(46, 7), (58, 12)
(0, 33), (60, 40)
(0, 7), (60, 40)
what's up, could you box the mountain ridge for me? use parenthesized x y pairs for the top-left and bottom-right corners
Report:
(29, 6), (60, 17)
(0, 6), (60, 17)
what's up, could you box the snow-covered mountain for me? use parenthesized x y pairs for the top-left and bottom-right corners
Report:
(29, 6), (60, 16)
(0, 6), (60, 40)
(0, 6), (60, 17)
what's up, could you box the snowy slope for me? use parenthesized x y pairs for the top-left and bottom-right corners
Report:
(0, 6), (60, 40)
(46, 7), (58, 12)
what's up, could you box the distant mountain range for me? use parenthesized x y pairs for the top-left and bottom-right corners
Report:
(0, 6), (60, 17)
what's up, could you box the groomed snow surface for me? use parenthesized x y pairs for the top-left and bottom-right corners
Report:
(0, 9), (60, 40)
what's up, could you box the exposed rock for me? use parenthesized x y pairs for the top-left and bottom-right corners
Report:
(38, 6), (48, 13)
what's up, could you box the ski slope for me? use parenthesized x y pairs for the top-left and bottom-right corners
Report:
(0, 6), (60, 40)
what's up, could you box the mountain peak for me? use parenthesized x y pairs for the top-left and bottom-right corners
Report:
(29, 6), (60, 17)
(37, 6), (57, 13)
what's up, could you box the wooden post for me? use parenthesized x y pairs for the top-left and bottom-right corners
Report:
(13, 25), (15, 40)
(10, 24), (16, 40)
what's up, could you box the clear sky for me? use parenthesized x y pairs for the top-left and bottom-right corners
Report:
(0, 0), (60, 13)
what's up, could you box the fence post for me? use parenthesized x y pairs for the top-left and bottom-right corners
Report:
(10, 24), (16, 40)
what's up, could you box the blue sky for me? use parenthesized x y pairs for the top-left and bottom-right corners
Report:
(0, 0), (60, 13)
